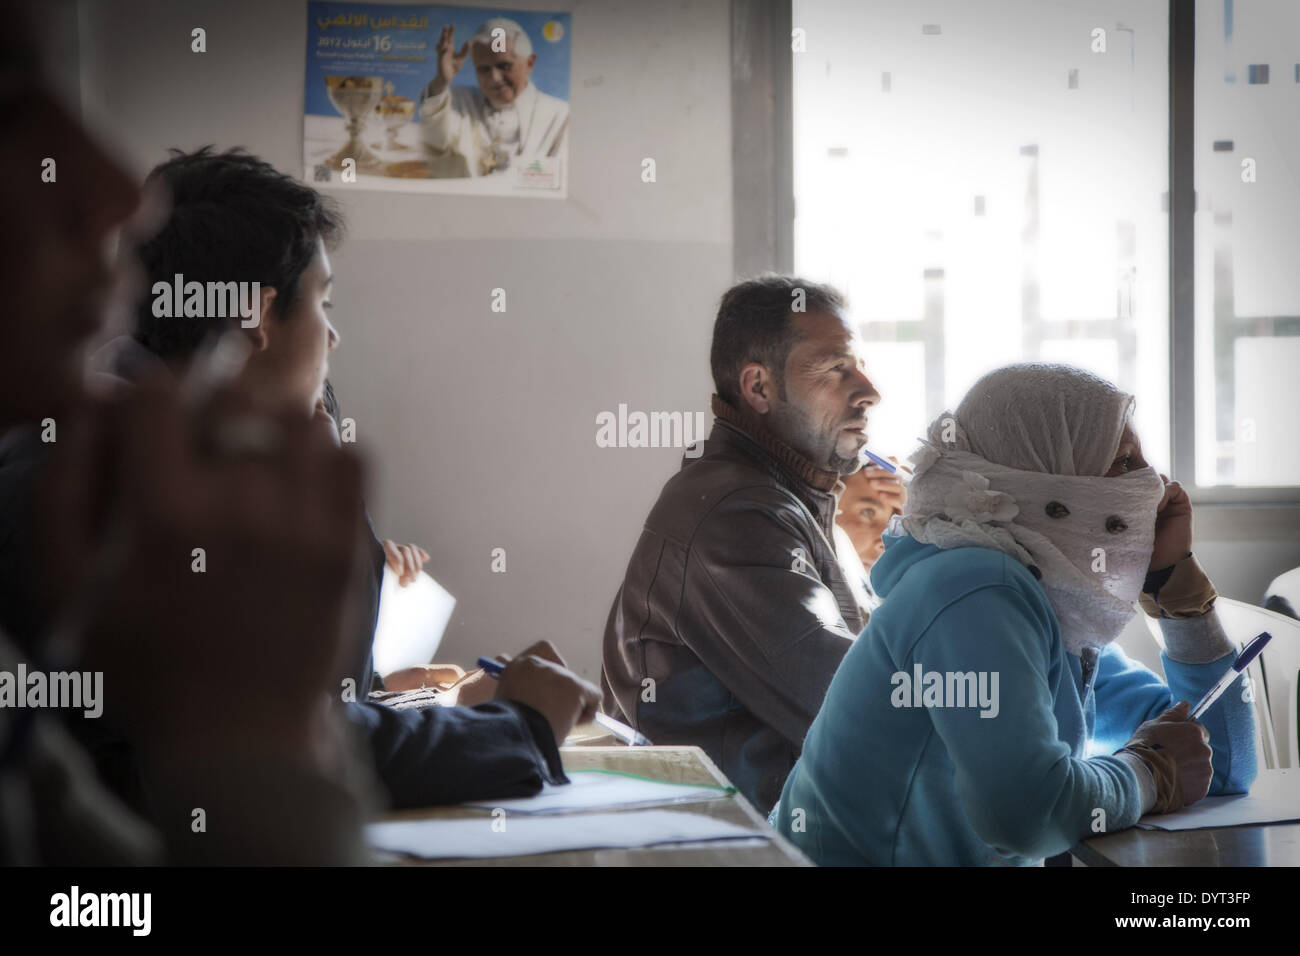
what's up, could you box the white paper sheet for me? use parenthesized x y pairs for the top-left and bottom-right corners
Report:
(371, 567), (456, 676)
(367, 809), (768, 860)
(1135, 768), (1300, 831)
(463, 770), (732, 815)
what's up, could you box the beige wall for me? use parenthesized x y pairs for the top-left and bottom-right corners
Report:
(77, 0), (733, 680)
(70, 0), (1298, 686)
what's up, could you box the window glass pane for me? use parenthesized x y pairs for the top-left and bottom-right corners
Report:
(792, 0), (1170, 467)
(1194, 0), (1300, 486)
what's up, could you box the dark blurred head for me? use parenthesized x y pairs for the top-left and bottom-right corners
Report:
(0, 2), (141, 425)
(133, 147), (345, 413)
(710, 275), (880, 474)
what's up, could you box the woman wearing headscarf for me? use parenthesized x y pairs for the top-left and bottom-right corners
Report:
(772, 363), (1257, 865)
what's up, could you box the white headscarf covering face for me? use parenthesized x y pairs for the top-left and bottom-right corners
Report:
(888, 364), (1167, 656)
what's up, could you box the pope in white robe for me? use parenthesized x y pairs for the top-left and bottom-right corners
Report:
(417, 18), (568, 180)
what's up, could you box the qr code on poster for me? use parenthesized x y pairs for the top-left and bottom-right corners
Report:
(313, 163), (332, 183)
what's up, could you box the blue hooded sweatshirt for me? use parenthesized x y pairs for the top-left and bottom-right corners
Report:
(772, 534), (1257, 865)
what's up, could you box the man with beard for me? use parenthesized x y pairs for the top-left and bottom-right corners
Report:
(601, 276), (882, 810)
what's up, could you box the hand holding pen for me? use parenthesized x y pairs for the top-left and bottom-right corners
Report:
(1119, 632), (1271, 813)
(477, 653), (651, 746)
(463, 641), (603, 747)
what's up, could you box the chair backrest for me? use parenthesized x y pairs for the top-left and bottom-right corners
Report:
(1144, 598), (1300, 769)
(371, 567), (457, 677)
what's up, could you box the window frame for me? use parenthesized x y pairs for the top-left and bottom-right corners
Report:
(736, 0), (1300, 506)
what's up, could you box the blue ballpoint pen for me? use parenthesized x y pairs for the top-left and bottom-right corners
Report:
(861, 448), (896, 473)
(861, 448), (913, 476)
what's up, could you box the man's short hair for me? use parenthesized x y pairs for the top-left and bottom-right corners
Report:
(470, 17), (533, 58)
(133, 146), (344, 360)
(710, 275), (845, 406)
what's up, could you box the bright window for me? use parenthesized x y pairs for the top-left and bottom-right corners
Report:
(1193, 0), (1300, 487)
(792, 0), (1172, 469)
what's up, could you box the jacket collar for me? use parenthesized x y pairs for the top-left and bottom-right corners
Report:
(710, 394), (844, 496)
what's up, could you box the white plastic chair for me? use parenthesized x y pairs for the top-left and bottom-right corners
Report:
(1144, 597), (1300, 769)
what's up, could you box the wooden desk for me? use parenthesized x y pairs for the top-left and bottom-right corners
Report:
(380, 745), (811, 866)
(1073, 822), (1300, 866)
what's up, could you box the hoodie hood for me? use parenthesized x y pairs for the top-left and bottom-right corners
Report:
(868, 533), (942, 600)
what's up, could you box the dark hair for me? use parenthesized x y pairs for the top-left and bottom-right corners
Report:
(321, 378), (341, 429)
(710, 275), (845, 406)
(133, 146), (344, 359)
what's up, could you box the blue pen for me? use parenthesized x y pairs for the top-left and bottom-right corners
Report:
(861, 448), (913, 476)
(861, 448), (896, 473)
(475, 657), (652, 745)
(1187, 631), (1272, 720)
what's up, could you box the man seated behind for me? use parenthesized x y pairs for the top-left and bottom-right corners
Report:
(834, 460), (907, 607)
(601, 276), (881, 810)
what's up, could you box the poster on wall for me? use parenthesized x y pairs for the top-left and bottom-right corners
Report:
(304, 2), (571, 198)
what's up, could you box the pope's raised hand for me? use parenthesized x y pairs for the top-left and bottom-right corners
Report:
(432, 24), (471, 96)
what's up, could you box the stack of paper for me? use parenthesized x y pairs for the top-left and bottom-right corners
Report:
(368, 810), (768, 860)
(463, 769), (733, 815)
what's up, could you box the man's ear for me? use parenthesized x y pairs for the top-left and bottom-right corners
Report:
(526, 53), (537, 70)
(738, 363), (775, 415)
(243, 286), (278, 351)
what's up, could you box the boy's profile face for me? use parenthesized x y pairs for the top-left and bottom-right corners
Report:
(237, 240), (339, 416)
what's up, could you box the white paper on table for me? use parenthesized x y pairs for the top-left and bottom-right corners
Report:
(1135, 768), (1300, 831)
(462, 769), (733, 815)
(367, 809), (768, 860)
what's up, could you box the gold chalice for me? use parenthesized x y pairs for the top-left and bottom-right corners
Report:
(374, 95), (416, 150)
(324, 75), (384, 171)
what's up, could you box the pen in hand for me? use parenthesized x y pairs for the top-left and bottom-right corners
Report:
(476, 657), (652, 746)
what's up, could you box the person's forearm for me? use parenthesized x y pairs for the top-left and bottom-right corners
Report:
(961, 750), (1149, 859)
(1114, 750), (1157, 814)
(346, 699), (566, 809)
(425, 75), (450, 98)
(417, 85), (456, 150)
(1140, 552), (1217, 620)
(1143, 556), (1256, 794)
(1161, 642), (1258, 795)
